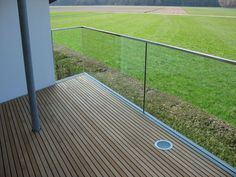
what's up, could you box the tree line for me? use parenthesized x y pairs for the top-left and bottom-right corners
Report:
(219, 0), (236, 7)
(52, 0), (236, 7)
(52, 0), (219, 6)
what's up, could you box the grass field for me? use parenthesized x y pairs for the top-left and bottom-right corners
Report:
(51, 8), (236, 127)
(51, 10), (236, 60)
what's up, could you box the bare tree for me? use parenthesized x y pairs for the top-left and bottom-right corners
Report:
(219, 0), (236, 7)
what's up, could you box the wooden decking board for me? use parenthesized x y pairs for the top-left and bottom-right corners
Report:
(85, 79), (231, 177)
(64, 79), (189, 177)
(35, 96), (86, 177)
(78, 77), (223, 176)
(8, 103), (31, 177)
(21, 97), (75, 177)
(75, 79), (197, 172)
(52, 80), (158, 177)
(16, 98), (55, 177)
(81, 87), (203, 176)
(38, 95), (96, 177)
(79, 78), (206, 170)
(20, 97), (70, 177)
(19, 98), (60, 177)
(73, 78), (213, 176)
(60, 81), (171, 175)
(74, 76), (231, 177)
(0, 135), (5, 177)
(1, 105), (18, 177)
(24, 96), (83, 177)
(11, 101), (39, 177)
(0, 105), (8, 177)
(36, 90), (115, 175)
(48, 93), (124, 177)
(8, 101), (36, 177)
(57, 82), (164, 176)
(44, 85), (145, 177)
(59, 79), (205, 177)
(39, 97), (104, 177)
(75, 79), (218, 177)
(0, 74), (234, 177)
(0, 136), (4, 177)
(13, 99), (47, 177)
(5, 104), (26, 177)
(79, 76), (228, 176)
(39, 87), (123, 177)
(15, 99), (50, 177)
(86, 77), (229, 176)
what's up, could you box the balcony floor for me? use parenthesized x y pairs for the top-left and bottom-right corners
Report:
(0, 73), (234, 177)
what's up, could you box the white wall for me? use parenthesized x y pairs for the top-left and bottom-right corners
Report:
(0, 0), (27, 103)
(27, 0), (55, 90)
(0, 0), (55, 103)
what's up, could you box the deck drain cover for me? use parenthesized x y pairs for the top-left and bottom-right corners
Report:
(155, 140), (173, 151)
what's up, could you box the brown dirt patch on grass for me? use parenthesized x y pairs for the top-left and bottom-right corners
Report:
(50, 6), (187, 15)
(146, 7), (187, 15)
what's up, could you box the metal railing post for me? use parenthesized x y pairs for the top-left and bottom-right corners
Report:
(80, 28), (85, 72)
(143, 42), (148, 113)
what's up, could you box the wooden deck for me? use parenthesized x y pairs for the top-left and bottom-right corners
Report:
(0, 74), (234, 177)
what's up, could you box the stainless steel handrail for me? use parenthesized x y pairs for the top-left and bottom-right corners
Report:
(52, 26), (236, 65)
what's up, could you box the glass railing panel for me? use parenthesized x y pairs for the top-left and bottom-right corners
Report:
(81, 28), (146, 108)
(146, 43), (236, 165)
(52, 28), (84, 80)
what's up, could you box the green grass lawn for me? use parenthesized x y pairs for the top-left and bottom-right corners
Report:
(51, 10), (236, 127)
(51, 11), (236, 60)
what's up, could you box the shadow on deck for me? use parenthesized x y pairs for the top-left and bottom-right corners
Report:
(0, 73), (235, 177)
